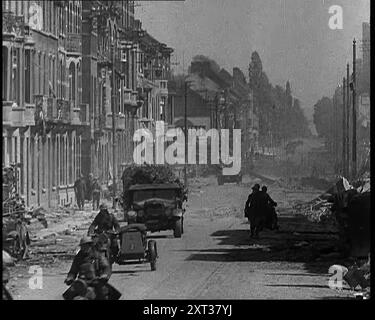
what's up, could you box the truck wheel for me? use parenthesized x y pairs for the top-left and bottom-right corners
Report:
(148, 240), (157, 271)
(174, 219), (182, 238)
(218, 176), (223, 185)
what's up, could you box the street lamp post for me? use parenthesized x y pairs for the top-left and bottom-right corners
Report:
(352, 39), (357, 179)
(184, 79), (188, 188)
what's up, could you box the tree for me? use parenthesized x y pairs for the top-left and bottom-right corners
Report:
(313, 97), (333, 139)
(285, 80), (293, 108)
(248, 51), (263, 91)
(248, 51), (311, 147)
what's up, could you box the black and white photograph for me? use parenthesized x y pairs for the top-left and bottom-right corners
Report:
(2, 0), (371, 304)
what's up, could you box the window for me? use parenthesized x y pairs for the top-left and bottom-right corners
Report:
(45, 1), (49, 32)
(31, 137), (35, 189)
(2, 138), (4, 166)
(42, 1), (45, 31)
(52, 58), (56, 93)
(14, 137), (18, 164)
(42, 138), (45, 189)
(52, 137), (55, 187)
(2, 46), (8, 101)
(26, 138), (29, 196)
(69, 62), (75, 101)
(38, 52), (41, 94)
(44, 54), (47, 94)
(25, 50), (31, 103)
(60, 60), (63, 98)
(12, 48), (17, 101)
(60, 136), (63, 185)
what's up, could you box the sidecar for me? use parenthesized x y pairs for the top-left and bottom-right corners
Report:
(117, 223), (158, 271)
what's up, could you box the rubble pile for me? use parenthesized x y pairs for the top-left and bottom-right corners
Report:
(331, 254), (371, 299)
(293, 176), (369, 224)
(300, 193), (339, 224)
(293, 194), (335, 224)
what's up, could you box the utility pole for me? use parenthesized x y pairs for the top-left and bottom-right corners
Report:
(342, 77), (347, 177)
(333, 93), (337, 173)
(184, 79), (188, 188)
(346, 63), (350, 178)
(111, 42), (117, 209)
(352, 39), (357, 179)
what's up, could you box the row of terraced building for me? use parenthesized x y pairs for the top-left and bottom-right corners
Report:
(2, 1), (174, 208)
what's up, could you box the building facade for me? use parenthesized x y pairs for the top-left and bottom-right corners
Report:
(2, 0), (174, 208)
(2, 0), (86, 208)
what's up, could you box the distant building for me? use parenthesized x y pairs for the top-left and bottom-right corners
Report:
(170, 58), (259, 166)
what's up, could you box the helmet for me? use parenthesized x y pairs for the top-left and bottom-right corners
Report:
(252, 183), (260, 190)
(79, 235), (93, 246)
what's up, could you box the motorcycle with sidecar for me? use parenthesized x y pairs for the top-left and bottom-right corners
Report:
(91, 223), (158, 271)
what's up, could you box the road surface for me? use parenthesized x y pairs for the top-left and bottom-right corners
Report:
(8, 176), (352, 300)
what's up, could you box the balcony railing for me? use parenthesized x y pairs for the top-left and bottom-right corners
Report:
(35, 95), (48, 122)
(117, 114), (126, 130)
(3, 12), (24, 37)
(66, 33), (82, 53)
(131, 91), (138, 106)
(70, 100), (81, 125)
(57, 99), (70, 123)
(2, 101), (14, 126)
(46, 97), (57, 119)
(105, 113), (113, 128)
(80, 104), (90, 125)
(24, 103), (35, 126)
(156, 80), (168, 95)
(123, 89), (132, 106)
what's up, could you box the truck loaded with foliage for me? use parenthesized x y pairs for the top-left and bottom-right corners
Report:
(120, 164), (187, 210)
(120, 164), (188, 237)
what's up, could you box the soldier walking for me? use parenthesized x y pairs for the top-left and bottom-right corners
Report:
(244, 183), (264, 238)
(74, 175), (86, 210)
(92, 178), (101, 211)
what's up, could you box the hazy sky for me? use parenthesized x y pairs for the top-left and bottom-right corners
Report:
(136, 0), (370, 119)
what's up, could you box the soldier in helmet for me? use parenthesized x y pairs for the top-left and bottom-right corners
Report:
(91, 177), (101, 211)
(64, 235), (111, 300)
(88, 204), (120, 262)
(260, 186), (279, 231)
(74, 175), (86, 210)
(244, 183), (263, 238)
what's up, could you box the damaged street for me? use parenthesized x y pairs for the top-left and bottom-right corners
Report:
(2, 1), (370, 303)
(6, 173), (365, 300)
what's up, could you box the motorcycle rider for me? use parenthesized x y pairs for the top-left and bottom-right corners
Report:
(88, 204), (120, 263)
(260, 186), (279, 231)
(64, 235), (111, 300)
